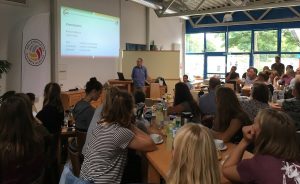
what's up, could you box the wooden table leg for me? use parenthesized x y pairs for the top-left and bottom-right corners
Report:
(142, 155), (161, 184)
(147, 163), (161, 184)
(128, 83), (131, 93)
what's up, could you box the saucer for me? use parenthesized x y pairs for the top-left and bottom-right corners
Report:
(150, 134), (163, 144)
(154, 139), (164, 145)
(218, 145), (228, 151)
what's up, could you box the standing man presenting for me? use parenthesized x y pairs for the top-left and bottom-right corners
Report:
(131, 58), (149, 91)
(271, 56), (285, 76)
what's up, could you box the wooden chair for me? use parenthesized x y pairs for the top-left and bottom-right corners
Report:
(68, 145), (81, 177)
(224, 83), (235, 91)
(296, 131), (300, 147)
(76, 130), (87, 154)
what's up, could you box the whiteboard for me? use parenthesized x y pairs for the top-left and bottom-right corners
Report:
(122, 51), (180, 80)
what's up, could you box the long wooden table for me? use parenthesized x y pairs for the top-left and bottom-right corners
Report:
(144, 125), (253, 184)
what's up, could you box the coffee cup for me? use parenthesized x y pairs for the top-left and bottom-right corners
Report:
(150, 134), (162, 143)
(214, 139), (225, 150)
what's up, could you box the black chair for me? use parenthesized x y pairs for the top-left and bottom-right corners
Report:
(76, 130), (87, 154)
(68, 145), (81, 177)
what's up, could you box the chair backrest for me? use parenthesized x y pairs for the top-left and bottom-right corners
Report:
(76, 130), (87, 154)
(224, 83), (235, 91)
(68, 146), (81, 177)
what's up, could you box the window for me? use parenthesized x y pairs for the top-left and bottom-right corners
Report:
(254, 30), (278, 52)
(185, 33), (204, 53)
(228, 31), (251, 53)
(207, 56), (226, 78)
(254, 54), (277, 72)
(281, 54), (300, 70)
(227, 54), (250, 76)
(281, 29), (300, 52)
(206, 33), (225, 52)
(185, 55), (204, 79)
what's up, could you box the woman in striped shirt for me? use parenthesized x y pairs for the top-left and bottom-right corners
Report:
(80, 90), (156, 184)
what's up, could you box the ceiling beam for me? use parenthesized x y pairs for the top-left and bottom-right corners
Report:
(159, 0), (176, 14)
(156, 0), (300, 17)
(193, 17), (300, 28)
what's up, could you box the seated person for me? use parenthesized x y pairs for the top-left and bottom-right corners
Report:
(0, 90), (16, 104)
(134, 90), (149, 132)
(167, 82), (201, 123)
(0, 95), (46, 183)
(256, 71), (274, 95)
(212, 87), (250, 143)
(167, 124), (220, 184)
(239, 82), (270, 122)
(289, 67), (300, 89)
(262, 66), (270, 72)
(199, 77), (220, 116)
(225, 66), (239, 82)
(36, 83), (64, 135)
(223, 109), (300, 184)
(26, 92), (38, 116)
(182, 74), (193, 90)
(73, 77), (103, 132)
(279, 68), (295, 86)
(243, 67), (257, 86)
(83, 86), (119, 155)
(282, 79), (300, 130)
(268, 70), (280, 86)
(80, 91), (156, 183)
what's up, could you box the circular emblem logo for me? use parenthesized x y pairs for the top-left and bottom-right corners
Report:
(24, 39), (46, 66)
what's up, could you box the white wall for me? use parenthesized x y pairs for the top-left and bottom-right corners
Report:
(0, 0), (50, 94)
(149, 10), (183, 51)
(1, 0), (183, 100)
(120, 1), (147, 50)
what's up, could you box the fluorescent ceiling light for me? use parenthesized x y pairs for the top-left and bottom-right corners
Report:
(129, 0), (189, 20)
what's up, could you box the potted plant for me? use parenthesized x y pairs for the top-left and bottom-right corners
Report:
(0, 60), (11, 78)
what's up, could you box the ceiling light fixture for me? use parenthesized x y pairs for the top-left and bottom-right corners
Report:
(129, 0), (189, 19)
(223, 13), (233, 22)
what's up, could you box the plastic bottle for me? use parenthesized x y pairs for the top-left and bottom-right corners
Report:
(272, 92), (277, 103)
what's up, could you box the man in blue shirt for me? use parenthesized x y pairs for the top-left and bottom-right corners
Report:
(131, 58), (149, 90)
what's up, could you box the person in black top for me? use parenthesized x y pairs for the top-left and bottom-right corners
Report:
(225, 66), (240, 82)
(271, 56), (285, 76)
(36, 82), (64, 135)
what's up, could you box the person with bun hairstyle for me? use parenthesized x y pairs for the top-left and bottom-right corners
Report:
(73, 77), (103, 132)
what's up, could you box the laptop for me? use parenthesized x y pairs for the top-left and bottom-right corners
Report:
(117, 72), (131, 81)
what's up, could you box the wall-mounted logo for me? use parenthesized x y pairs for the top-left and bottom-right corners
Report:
(24, 39), (46, 66)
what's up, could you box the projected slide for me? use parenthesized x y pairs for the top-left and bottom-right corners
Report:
(61, 6), (120, 58)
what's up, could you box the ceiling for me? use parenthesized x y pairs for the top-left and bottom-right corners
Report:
(130, 0), (300, 27)
(131, 0), (300, 17)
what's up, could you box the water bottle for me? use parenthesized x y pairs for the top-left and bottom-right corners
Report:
(272, 92), (277, 103)
(278, 90), (285, 100)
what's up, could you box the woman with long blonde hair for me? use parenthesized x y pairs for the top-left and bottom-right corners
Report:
(167, 123), (220, 184)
